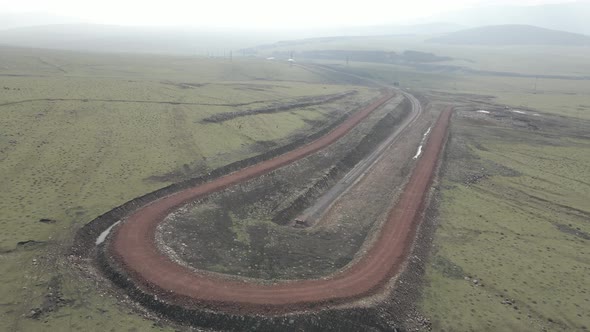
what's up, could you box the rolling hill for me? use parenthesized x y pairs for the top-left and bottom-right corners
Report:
(0, 24), (280, 55)
(431, 1), (590, 35)
(428, 25), (590, 46)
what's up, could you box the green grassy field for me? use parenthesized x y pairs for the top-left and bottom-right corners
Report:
(326, 61), (590, 120)
(420, 112), (590, 331)
(0, 46), (378, 331)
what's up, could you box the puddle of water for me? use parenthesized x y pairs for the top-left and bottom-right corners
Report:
(96, 221), (121, 245)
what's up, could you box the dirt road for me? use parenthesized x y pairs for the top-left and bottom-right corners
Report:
(109, 89), (451, 313)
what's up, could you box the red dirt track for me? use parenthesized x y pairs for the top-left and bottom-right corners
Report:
(110, 92), (452, 314)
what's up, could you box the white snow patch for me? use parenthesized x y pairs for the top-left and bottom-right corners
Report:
(533, 113), (541, 116)
(413, 145), (423, 159)
(512, 110), (526, 114)
(476, 110), (490, 114)
(96, 221), (121, 245)
(413, 126), (432, 160)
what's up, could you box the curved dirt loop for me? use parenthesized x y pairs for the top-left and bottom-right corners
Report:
(110, 89), (451, 314)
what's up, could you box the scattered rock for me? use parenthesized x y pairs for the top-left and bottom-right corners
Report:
(38, 218), (57, 224)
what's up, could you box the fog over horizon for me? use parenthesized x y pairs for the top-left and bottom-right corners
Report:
(1, 0), (589, 55)
(1, 0), (587, 30)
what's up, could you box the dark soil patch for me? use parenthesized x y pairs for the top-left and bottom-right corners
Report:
(555, 223), (590, 240)
(16, 240), (47, 250)
(430, 255), (465, 279)
(201, 90), (357, 123)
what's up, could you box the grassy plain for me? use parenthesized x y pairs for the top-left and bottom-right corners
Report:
(299, 41), (589, 330)
(421, 112), (590, 331)
(336, 61), (590, 120)
(0, 46), (377, 331)
(257, 34), (590, 77)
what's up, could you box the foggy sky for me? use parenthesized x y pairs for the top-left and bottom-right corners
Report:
(0, 0), (579, 28)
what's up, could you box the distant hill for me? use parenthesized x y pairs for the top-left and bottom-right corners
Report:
(0, 22), (467, 56)
(0, 24), (281, 55)
(0, 12), (81, 30)
(431, 2), (590, 35)
(289, 49), (452, 64)
(315, 22), (466, 36)
(428, 25), (590, 46)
